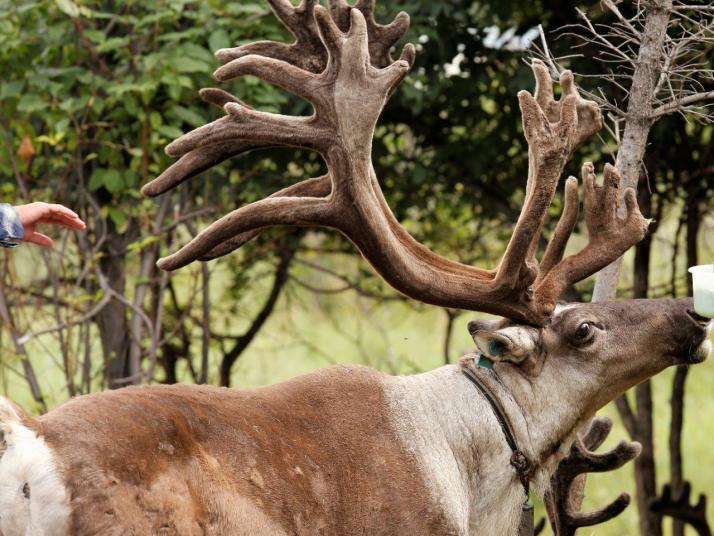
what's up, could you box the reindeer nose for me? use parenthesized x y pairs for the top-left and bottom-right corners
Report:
(686, 310), (712, 363)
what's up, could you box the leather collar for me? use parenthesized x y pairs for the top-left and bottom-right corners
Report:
(461, 356), (534, 497)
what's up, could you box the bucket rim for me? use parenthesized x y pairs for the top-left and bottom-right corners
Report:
(689, 264), (714, 274)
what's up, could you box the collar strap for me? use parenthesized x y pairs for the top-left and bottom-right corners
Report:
(462, 360), (533, 497)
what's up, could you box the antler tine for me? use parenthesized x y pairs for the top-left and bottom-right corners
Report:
(156, 196), (335, 271)
(215, 0), (409, 72)
(538, 176), (580, 277)
(650, 482), (712, 536)
(199, 175), (332, 260)
(328, 0), (410, 68)
(142, 89), (258, 197)
(545, 416), (641, 536)
(533, 162), (650, 316)
(215, 0), (327, 73)
(491, 60), (595, 294)
(155, 8), (411, 271)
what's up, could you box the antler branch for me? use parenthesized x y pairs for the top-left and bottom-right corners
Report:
(144, 2), (649, 325)
(544, 416), (641, 535)
(201, 175), (332, 260)
(650, 482), (712, 536)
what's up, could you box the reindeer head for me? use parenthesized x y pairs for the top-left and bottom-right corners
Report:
(468, 298), (712, 452)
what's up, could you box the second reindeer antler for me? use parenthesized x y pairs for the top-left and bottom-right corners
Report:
(650, 482), (712, 536)
(544, 416), (641, 535)
(143, 0), (649, 326)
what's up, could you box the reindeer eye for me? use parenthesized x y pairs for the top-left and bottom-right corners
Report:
(574, 322), (593, 340)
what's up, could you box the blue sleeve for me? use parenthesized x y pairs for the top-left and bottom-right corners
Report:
(0, 204), (24, 248)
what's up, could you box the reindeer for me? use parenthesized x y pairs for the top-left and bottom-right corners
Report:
(0, 1), (711, 535)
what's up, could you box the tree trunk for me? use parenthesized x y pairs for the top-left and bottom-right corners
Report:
(633, 379), (661, 536)
(588, 4), (673, 534)
(669, 180), (700, 536)
(220, 238), (297, 387)
(610, 181), (663, 535)
(95, 224), (135, 388)
(592, 0), (673, 301)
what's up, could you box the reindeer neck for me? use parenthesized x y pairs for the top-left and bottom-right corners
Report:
(382, 364), (533, 534)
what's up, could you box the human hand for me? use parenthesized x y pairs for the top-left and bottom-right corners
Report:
(13, 202), (86, 247)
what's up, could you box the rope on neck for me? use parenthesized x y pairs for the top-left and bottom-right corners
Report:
(462, 356), (535, 535)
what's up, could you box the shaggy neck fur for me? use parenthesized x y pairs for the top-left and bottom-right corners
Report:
(384, 359), (595, 535)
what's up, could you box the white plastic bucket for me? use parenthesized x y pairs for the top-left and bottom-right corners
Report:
(688, 264), (714, 318)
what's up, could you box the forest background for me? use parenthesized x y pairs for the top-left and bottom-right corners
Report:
(0, 0), (713, 534)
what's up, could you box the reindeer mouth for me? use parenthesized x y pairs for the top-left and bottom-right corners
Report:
(671, 311), (713, 365)
(685, 311), (713, 364)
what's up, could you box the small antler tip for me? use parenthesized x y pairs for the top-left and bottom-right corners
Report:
(156, 257), (173, 271)
(140, 184), (156, 197)
(165, 142), (180, 158)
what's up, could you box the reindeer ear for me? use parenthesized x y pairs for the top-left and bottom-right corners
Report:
(468, 324), (539, 365)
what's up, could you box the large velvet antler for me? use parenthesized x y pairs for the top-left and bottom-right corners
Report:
(143, 1), (649, 325)
(544, 416), (641, 535)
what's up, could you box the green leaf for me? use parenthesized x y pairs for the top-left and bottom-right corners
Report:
(157, 125), (184, 139)
(108, 206), (128, 229)
(16, 94), (47, 113)
(173, 57), (208, 73)
(88, 168), (124, 193)
(149, 111), (163, 129)
(104, 169), (124, 193)
(127, 235), (161, 252)
(0, 81), (25, 100)
(88, 169), (106, 191)
(171, 106), (205, 127)
(55, 0), (80, 17)
(55, 117), (70, 133)
(96, 37), (129, 53)
(209, 29), (231, 52)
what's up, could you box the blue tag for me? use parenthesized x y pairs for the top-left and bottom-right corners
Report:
(476, 354), (494, 369)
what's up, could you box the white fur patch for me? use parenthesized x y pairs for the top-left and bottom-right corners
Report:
(0, 398), (70, 536)
(553, 303), (576, 316)
(697, 321), (713, 361)
(383, 366), (524, 535)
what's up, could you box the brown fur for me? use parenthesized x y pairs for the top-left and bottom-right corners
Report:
(37, 365), (455, 535)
